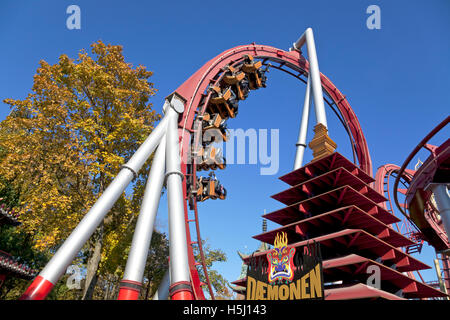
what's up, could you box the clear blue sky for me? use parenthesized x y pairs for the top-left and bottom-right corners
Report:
(1, 0), (449, 291)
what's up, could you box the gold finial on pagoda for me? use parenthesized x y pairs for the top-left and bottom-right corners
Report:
(308, 123), (337, 161)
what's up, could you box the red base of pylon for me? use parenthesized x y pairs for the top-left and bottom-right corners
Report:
(20, 276), (54, 300)
(171, 290), (194, 300)
(117, 280), (142, 300)
(169, 281), (194, 300)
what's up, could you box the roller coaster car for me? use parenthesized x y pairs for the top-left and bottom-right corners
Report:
(241, 55), (267, 90)
(207, 86), (239, 118)
(202, 112), (224, 130)
(194, 174), (227, 202)
(221, 65), (249, 100)
(201, 113), (228, 142)
(197, 146), (226, 171)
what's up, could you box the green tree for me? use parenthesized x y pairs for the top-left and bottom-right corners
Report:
(141, 231), (169, 300)
(194, 239), (230, 299)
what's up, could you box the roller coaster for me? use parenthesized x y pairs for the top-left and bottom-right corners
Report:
(19, 28), (449, 300)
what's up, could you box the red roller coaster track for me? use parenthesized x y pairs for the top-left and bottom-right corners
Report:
(393, 117), (449, 252)
(374, 118), (450, 295)
(172, 44), (373, 299)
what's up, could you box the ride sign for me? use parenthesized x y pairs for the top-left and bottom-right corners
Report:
(246, 232), (324, 300)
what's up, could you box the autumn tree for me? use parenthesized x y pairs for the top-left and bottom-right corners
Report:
(0, 40), (160, 299)
(0, 175), (79, 300)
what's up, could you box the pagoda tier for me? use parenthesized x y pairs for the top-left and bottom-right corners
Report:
(0, 250), (37, 280)
(235, 152), (447, 300)
(0, 203), (37, 285)
(232, 251), (441, 299)
(0, 207), (20, 226)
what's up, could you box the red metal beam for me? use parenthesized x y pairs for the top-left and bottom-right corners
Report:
(279, 152), (373, 187)
(265, 185), (397, 226)
(255, 205), (412, 247)
(325, 283), (405, 300)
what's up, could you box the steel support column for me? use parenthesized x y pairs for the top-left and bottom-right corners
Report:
(118, 135), (167, 300)
(430, 184), (450, 242)
(165, 95), (193, 300)
(294, 74), (311, 170)
(153, 269), (170, 300)
(291, 28), (328, 128)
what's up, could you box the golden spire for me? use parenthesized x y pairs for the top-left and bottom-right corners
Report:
(308, 123), (337, 161)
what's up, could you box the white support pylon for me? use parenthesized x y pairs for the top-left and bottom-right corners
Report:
(118, 134), (167, 300)
(153, 269), (171, 300)
(293, 73), (312, 170)
(20, 104), (170, 300)
(430, 184), (450, 243)
(291, 28), (328, 128)
(165, 94), (194, 300)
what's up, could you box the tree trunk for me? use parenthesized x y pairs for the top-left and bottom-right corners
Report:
(105, 275), (117, 300)
(109, 276), (119, 300)
(82, 222), (104, 300)
(144, 279), (152, 300)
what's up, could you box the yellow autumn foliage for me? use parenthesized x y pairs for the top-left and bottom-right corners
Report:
(0, 40), (161, 274)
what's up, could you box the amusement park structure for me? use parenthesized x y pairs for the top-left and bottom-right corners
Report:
(1, 204), (38, 289)
(19, 28), (449, 300)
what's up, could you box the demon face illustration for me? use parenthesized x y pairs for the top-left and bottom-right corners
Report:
(267, 232), (296, 283)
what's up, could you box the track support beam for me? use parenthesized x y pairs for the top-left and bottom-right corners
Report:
(294, 74), (311, 170)
(20, 103), (169, 300)
(153, 269), (171, 300)
(429, 184), (450, 243)
(165, 94), (194, 300)
(118, 135), (167, 300)
(291, 28), (328, 128)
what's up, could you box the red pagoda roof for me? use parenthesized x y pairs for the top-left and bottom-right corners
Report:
(254, 205), (414, 248)
(325, 283), (406, 300)
(279, 152), (374, 186)
(264, 185), (399, 226)
(273, 167), (386, 206)
(323, 254), (447, 299)
(0, 207), (20, 226)
(0, 251), (37, 280)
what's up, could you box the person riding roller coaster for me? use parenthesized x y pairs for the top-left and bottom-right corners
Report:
(208, 85), (239, 118)
(201, 112), (228, 143)
(194, 172), (227, 202)
(241, 54), (268, 90)
(196, 112), (227, 171)
(222, 65), (250, 101)
(206, 55), (268, 120)
(196, 145), (226, 171)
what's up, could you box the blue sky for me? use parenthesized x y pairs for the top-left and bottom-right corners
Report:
(1, 0), (449, 292)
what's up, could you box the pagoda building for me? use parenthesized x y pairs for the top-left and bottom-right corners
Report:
(232, 149), (448, 300)
(0, 204), (38, 291)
